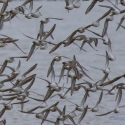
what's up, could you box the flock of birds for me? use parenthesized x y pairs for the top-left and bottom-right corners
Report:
(0, 0), (125, 125)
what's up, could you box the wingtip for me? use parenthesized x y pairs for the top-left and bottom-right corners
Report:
(85, 11), (88, 15)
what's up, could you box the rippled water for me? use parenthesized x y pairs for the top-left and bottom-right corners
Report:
(1, 1), (125, 125)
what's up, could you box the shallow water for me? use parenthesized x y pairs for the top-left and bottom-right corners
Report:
(0, 1), (125, 125)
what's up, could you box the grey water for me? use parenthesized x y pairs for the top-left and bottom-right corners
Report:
(0, 1), (125, 125)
